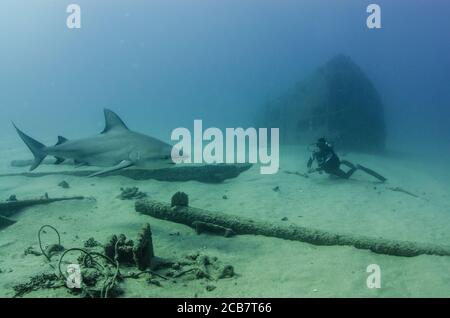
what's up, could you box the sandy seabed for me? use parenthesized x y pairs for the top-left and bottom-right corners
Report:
(1, 136), (450, 298)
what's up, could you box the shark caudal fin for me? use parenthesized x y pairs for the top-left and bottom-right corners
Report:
(12, 123), (47, 171)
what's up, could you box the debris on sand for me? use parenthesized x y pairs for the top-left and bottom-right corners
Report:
(147, 278), (162, 287)
(38, 225), (65, 261)
(117, 187), (147, 200)
(13, 273), (63, 298)
(104, 223), (154, 270)
(58, 181), (70, 189)
(133, 223), (155, 270)
(284, 170), (309, 179)
(84, 237), (101, 248)
(0, 196), (85, 228)
(387, 187), (419, 198)
(0, 215), (16, 229)
(206, 285), (216, 292)
(218, 265), (235, 279)
(24, 246), (42, 257)
(170, 252), (235, 282)
(6, 195), (17, 202)
(104, 234), (135, 265)
(14, 223), (237, 298)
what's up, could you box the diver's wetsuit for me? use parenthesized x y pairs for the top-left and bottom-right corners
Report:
(307, 143), (357, 179)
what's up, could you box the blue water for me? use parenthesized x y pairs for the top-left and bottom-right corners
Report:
(1, 0), (449, 154)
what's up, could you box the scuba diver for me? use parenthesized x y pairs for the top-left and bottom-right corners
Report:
(307, 137), (387, 182)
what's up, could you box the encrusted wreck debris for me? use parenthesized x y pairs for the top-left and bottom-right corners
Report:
(14, 223), (236, 298)
(133, 223), (155, 270)
(4, 163), (252, 183)
(193, 221), (235, 238)
(117, 187), (147, 200)
(0, 215), (16, 229)
(104, 223), (155, 270)
(0, 196), (85, 218)
(135, 195), (450, 258)
(0, 196), (85, 230)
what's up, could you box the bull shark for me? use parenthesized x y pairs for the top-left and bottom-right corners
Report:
(13, 109), (176, 177)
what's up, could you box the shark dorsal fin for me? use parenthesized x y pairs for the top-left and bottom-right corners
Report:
(56, 136), (68, 146)
(102, 109), (129, 134)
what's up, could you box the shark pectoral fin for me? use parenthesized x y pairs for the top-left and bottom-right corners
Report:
(87, 160), (134, 178)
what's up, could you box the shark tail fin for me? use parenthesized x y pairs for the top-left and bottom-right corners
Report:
(12, 123), (47, 171)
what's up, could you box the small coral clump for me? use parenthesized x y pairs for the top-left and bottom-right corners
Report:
(58, 181), (70, 189)
(84, 237), (100, 248)
(6, 195), (17, 202)
(171, 192), (189, 207)
(117, 187), (147, 200)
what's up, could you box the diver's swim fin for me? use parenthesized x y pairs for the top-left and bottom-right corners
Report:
(341, 160), (356, 169)
(356, 164), (387, 182)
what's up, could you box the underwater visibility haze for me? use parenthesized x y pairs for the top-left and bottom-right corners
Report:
(1, 0), (450, 298)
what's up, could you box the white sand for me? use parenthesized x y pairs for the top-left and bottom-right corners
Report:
(1, 138), (450, 298)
